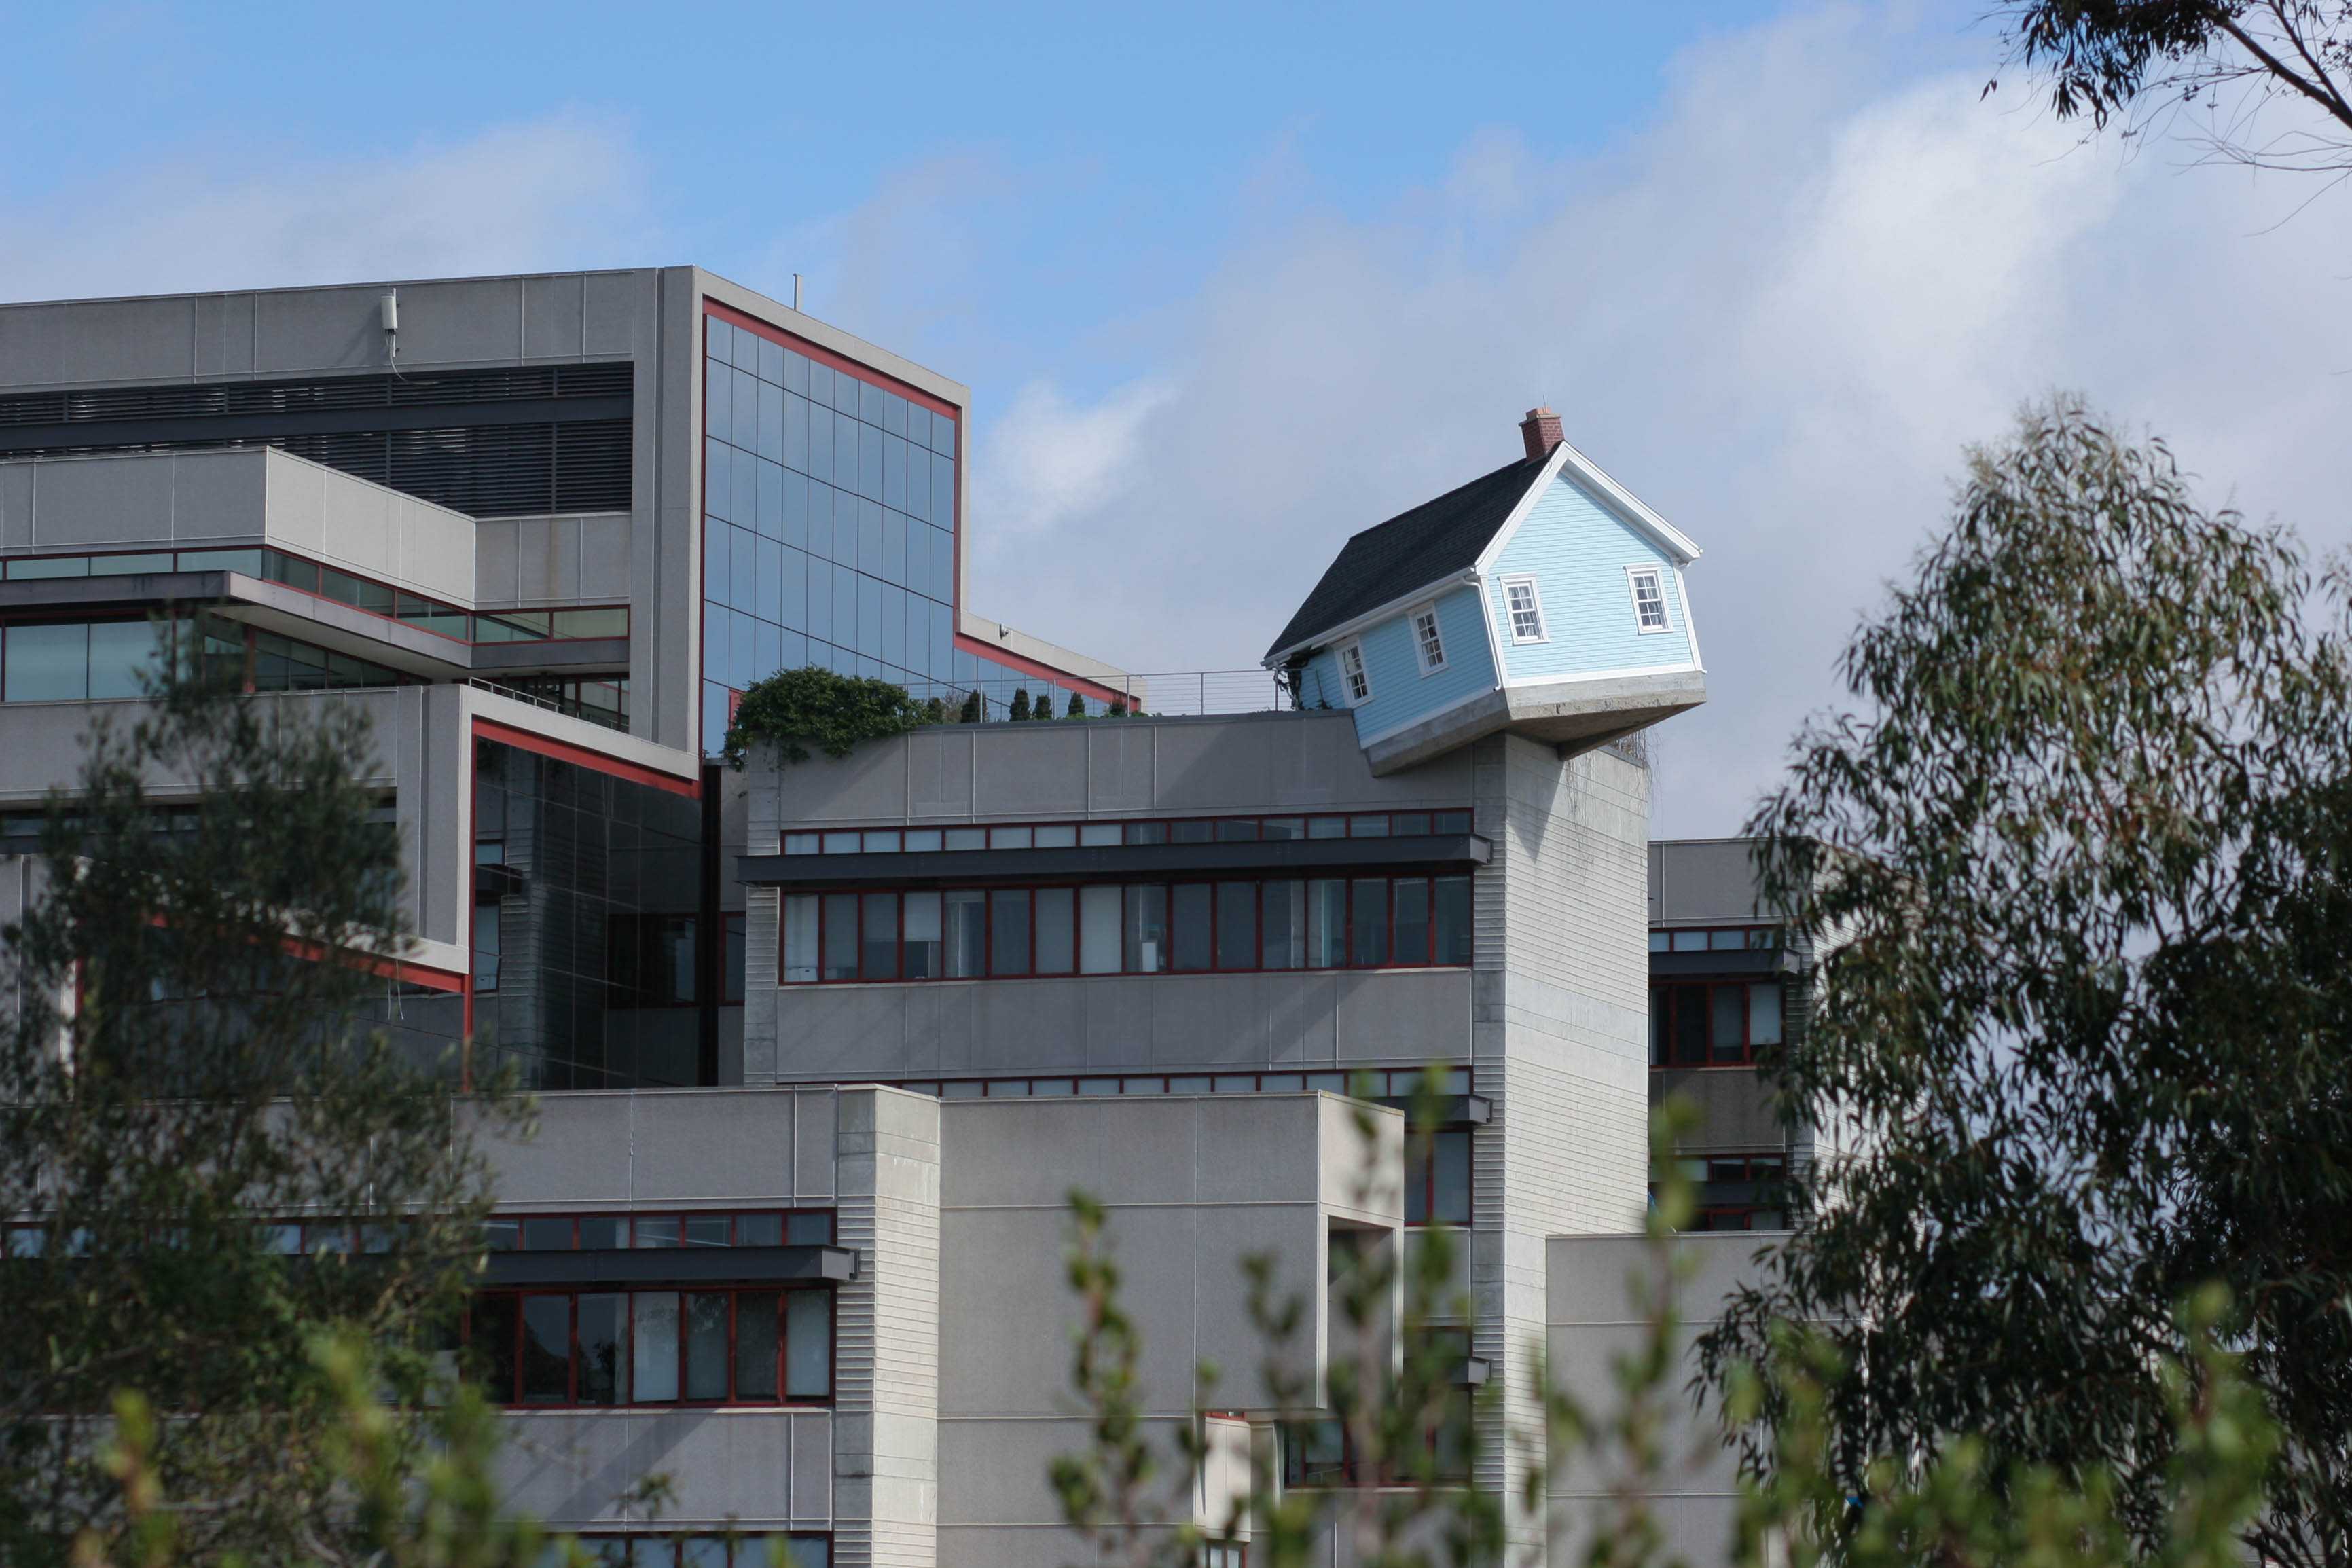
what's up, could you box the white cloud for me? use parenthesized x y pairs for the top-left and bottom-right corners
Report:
(0, 116), (655, 302)
(945, 5), (2352, 836)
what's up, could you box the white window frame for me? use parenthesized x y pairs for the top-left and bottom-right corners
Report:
(1409, 602), (1449, 676)
(1500, 576), (1548, 644)
(1625, 564), (1671, 634)
(1337, 639), (1373, 705)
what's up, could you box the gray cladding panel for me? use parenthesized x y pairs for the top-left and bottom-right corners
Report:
(475, 1089), (834, 1209)
(971, 725), (1087, 814)
(524, 274), (587, 360)
(1646, 1067), (1781, 1151)
(0, 296), (196, 388)
(1648, 839), (1770, 925)
(494, 1409), (829, 1528)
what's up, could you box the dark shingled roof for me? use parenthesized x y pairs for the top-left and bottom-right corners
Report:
(1265, 455), (1544, 661)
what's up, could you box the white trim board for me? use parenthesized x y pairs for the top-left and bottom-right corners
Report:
(1473, 437), (1701, 575)
(1262, 567), (1483, 668)
(1498, 659), (1704, 688)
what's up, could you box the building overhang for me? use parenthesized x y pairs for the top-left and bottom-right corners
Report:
(1648, 949), (1803, 979)
(1360, 670), (1707, 776)
(737, 832), (1491, 890)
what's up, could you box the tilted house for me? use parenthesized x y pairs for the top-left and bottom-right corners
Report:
(1265, 408), (1705, 773)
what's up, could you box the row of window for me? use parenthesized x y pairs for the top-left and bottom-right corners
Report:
(468, 1286), (832, 1408)
(884, 1066), (1475, 1101)
(782, 876), (1474, 984)
(1649, 980), (1784, 1068)
(484, 1210), (833, 1252)
(488, 676), (629, 732)
(780, 809), (1474, 858)
(1663, 1154), (1791, 1233)
(563, 1536), (828, 1568)
(1649, 924), (1783, 953)
(0, 546), (626, 645)
(564, 1539), (829, 1568)
(0, 614), (409, 704)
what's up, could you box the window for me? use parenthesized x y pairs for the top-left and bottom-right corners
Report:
(1338, 640), (1371, 703)
(571, 1536), (829, 1568)
(1502, 577), (1546, 642)
(1410, 604), (1447, 674)
(1648, 981), (1785, 1067)
(467, 1285), (832, 1406)
(1627, 566), (1670, 632)
(1660, 1152), (1789, 1232)
(780, 874), (1476, 983)
(1405, 1128), (1472, 1226)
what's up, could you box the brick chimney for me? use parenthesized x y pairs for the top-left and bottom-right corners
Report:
(1520, 407), (1564, 463)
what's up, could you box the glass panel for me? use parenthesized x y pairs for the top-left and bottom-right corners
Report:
(988, 888), (1030, 975)
(521, 1218), (573, 1250)
(577, 1294), (628, 1404)
(1350, 879), (1390, 966)
(1306, 880), (1347, 968)
(1434, 876), (1472, 965)
(786, 1292), (831, 1398)
(1212, 1075), (1255, 1093)
(1262, 881), (1305, 969)
(1124, 821), (1168, 846)
(1748, 983), (1783, 1047)
(1648, 930), (1669, 953)
(736, 1213), (784, 1247)
(1671, 986), (1707, 1065)
(1710, 987), (1745, 1063)
(944, 890), (986, 977)
(1215, 883), (1256, 971)
(903, 828), (942, 852)
(1034, 823), (1077, 848)
(1170, 820), (1214, 845)
(634, 1217), (680, 1249)
(944, 827), (985, 851)
(1079, 884), (1122, 974)
(1349, 814), (1390, 839)
(1125, 885), (1168, 973)
(784, 895), (819, 983)
(736, 1290), (781, 1402)
(579, 1216), (626, 1249)
(861, 892), (899, 981)
(1392, 879), (1432, 965)
(5, 555), (86, 579)
(903, 890), (942, 979)
(1260, 817), (1303, 841)
(822, 894), (858, 981)
(87, 620), (161, 699)
(1709, 928), (1746, 950)
(1433, 809), (1472, 834)
(988, 826), (1032, 850)
(1169, 884), (1212, 972)
(470, 1294), (518, 1402)
(1670, 930), (1707, 952)
(1433, 1131), (1472, 1224)
(685, 1293), (729, 1400)
(685, 1216), (730, 1248)
(632, 1292), (680, 1402)
(1215, 819), (1259, 842)
(1392, 813), (1431, 837)
(786, 1212), (833, 1245)
(1307, 816), (1346, 839)
(5, 623), (86, 701)
(1034, 888), (1074, 975)
(1079, 823), (1121, 846)
(862, 830), (900, 854)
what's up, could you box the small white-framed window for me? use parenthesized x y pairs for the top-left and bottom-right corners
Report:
(1338, 640), (1372, 704)
(1502, 577), (1547, 644)
(1409, 603), (1447, 676)
(1626, 566), (1670, 633)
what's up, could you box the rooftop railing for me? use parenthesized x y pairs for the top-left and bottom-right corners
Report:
(900, 670), (1296, 722)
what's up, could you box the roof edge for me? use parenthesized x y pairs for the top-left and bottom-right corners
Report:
(1261, 566), (1485, 668)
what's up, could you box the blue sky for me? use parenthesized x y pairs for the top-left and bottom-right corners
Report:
(3, 2), (2347, 835)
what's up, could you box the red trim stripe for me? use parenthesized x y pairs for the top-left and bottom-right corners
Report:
(471, 718), (701, 799)
(950, 633), (1131, 706)
(702, 299), (962, 420)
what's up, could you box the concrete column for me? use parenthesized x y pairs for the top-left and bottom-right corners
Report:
(832, 1087), (943, 1568)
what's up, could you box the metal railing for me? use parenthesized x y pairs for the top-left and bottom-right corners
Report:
(899, 670), (1293, 722)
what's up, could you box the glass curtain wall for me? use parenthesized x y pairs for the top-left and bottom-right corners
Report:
(698, 312), (1105, 754)
(473, 740), (704, 1090)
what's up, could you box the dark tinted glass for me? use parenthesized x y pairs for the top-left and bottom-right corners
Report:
(521, 1296), (570, 1404)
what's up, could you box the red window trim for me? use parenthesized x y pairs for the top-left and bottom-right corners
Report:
(1403, 1126), (1474, 1229)
(780, 808), (1477, 857)
(782, 873), (1474, 985)
(471, 718), (700, 799)
(1648, 978), (1780, 1069)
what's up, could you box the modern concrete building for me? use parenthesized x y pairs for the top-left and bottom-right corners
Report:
(0, 271), (1776, 1567)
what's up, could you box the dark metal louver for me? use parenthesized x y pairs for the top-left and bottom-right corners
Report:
(0, 364), (634, 518)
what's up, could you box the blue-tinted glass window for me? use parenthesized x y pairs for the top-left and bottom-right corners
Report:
(779, 546), (808, 634)
(806, 560), (833, 644)
(858, 422), (884, 500)
(758, 381), (784, 462)
(705, 517), (731, 606)
(731, 367), (759, 450)
(933, 453), (956, 522)
(860, 380), (884, 427)
(834, 487), (860, 566)
(783, 390), (809, 473)
(703, 605), (728, 687)
(757, 536), (784, 623)
(706, 360), (732, 434)
(730, 606), (755, 689)
(5, 622), (84, 701)
(831, 566), (857, 651)
(807, 405), (834, 484)
(755, 619), (781, 687)
(806, 361), (833, 411)
(882, 433), (907, 511)
(881, 508), (907, 585)
(835, 415), (859, 493)
(931, 529), (954, 606)
(780, 469), (808, 551)
(757, 460), (785, 539)
(783, 351), (808, 396)
(858, 500), (884, 577)
(705, 440), (734, 521)
(732, 450), (759, 530)
(930, 601), (952, 681)
(856, 575), (883, 659)
(881, 586), (906, 670)
(903, 513), (926, 598)
(903, 448), (929, 523)
(884, 392), (907, 438)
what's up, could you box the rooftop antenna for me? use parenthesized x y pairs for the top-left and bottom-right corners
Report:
(380, 290), (402, 377)
(793, 274), (803, 312)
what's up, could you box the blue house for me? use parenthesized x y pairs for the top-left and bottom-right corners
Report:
(1265, 409), (1703, 773)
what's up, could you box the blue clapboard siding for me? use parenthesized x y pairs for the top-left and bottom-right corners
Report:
(1483, 471), (1697, 682)
(1292, 585), (1496, 741)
